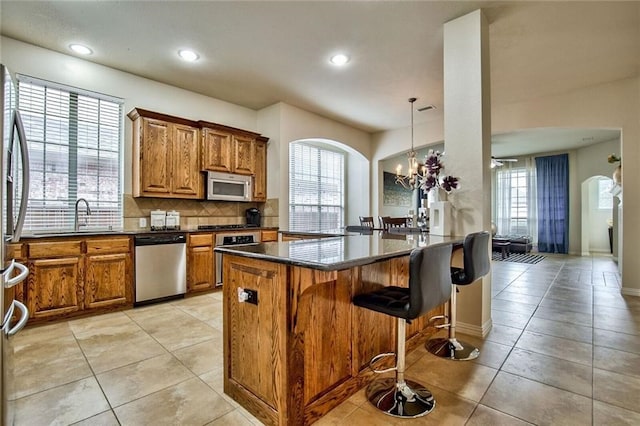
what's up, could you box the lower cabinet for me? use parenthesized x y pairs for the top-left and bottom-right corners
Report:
(24, 236), (133, 323)
(260, 229), (278, 242)
(85, 238), (132, 309)
(187, 233), (215, 293)
(28, 255), (83, 319)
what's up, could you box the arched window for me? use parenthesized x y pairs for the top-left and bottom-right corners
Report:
(289, 141), (345, 231)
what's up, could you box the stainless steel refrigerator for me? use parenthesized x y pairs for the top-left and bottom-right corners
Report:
(1, 64), (30, 425)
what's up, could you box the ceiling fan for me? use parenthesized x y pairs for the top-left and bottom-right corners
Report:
(491, 156), (518, 168)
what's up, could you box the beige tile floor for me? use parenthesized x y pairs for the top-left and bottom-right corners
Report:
(9, 254), (640, 425)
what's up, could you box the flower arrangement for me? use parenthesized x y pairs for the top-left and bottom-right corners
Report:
(419, 149), (460, 193)
(607, 153), (621, 164)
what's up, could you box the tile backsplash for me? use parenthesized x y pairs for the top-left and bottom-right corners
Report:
(124, 195), (279, 230)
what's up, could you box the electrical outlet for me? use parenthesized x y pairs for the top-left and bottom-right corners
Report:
(245, 289), (258, 305)
(139, 217), (147, 228)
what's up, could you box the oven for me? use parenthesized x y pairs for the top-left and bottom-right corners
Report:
(214, 231), (260, 286)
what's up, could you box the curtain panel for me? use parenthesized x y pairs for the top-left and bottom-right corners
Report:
(536, 154), (569, 253)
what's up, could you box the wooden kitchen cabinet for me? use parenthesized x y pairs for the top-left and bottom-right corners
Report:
(199, 121), (260, 176)
(253, 137), (268, 201)
(187, 233), (215, 293)
(201, 127), (233, 173)
(232, 134), (255, 175)
(26, 240), (84, 320)
(129, 108), (203, 199)
(24, 236), (133, 324)
(85, 238), (132, 310)
(260, 229), (278, 242)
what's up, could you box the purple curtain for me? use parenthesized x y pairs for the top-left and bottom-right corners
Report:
(536, 154), (569, 253)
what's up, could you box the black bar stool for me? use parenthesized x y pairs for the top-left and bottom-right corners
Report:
(353, 243), (453, 418)
(425, 231), (491, 361)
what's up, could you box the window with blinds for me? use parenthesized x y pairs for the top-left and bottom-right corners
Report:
(289, 142), (344, 231)
(17, 75), (123, 233)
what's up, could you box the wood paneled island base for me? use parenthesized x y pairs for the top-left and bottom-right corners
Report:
(222, 252), (446, 425)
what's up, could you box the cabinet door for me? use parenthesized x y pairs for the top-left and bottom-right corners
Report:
(85, 253), (130, 309)
(172, 124), (203, 198)
(140, 118), (172, 195)
(201, 128), (233, 173)
(253, 139), (267, 201)
(27, 257), (83, 319)
(233, 135), (255, 175)
(187, 245), (214, 292)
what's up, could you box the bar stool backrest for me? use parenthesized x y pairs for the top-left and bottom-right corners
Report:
(406, 243), (453, 320)
(452, 231), (491, 285)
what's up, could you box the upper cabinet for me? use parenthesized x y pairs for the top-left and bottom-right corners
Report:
(253, 137), (268, 202)
(199, 121), (260, 176)
(200, 127), (233, 173)
(128, 109), (203, 199)
(128, 109), (268, 201)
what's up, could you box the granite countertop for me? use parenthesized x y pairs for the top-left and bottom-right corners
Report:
(19, 226), (279, 240)
(215, 233), (463, 271)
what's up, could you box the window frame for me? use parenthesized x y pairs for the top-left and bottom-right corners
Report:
(16, 74), (124, 233)
(289, 141), (346, 231)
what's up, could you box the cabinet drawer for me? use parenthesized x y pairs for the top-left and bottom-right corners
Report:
(189, 233), (213, 247)
(86, 238), (131, 255)
(28, 241), (83, 259)
(5, 243), (25, 260)
(261, 230), (278, 242)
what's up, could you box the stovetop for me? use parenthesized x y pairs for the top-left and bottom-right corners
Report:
(197, 224), (258, 230)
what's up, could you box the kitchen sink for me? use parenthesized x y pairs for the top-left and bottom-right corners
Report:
(23, 229), (127, 238)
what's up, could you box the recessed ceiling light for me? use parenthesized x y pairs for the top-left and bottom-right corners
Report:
(69, 44), (93, 55)
(330, 54), (350, 66)
(178, 49), (199, 62)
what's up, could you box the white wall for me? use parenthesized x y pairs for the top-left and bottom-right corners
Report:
(493, 77), (639, 295)
(373, 77), (639, 293)
(2, 38), (373, 232)
(271, 103), (372, 229)
(1, 37), (258, 196)
(587, 177), (612, 253)
(371, 112), (445, 219)
(379, 144), (445, 218)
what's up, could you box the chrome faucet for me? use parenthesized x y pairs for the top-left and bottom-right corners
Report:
(74, 198), (92, 231)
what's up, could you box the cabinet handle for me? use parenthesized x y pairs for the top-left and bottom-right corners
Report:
(3, 260), (29, 289)
(3, 300), (29, 336)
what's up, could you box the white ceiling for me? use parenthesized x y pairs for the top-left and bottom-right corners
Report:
(1, 1), (638, 154)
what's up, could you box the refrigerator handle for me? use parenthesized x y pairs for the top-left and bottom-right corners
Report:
(3, 259), (29, 288)
(4, 300), (29, 336)
(11, 109), (30, 243)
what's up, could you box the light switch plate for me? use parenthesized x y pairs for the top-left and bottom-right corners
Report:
(139, 217), (147, 228)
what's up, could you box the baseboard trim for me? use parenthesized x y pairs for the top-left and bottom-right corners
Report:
(457, 318), (493, 338)
(621, 287), (640, 297)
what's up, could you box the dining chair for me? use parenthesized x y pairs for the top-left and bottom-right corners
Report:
(359, 216), (375, 228)
(383, 217), (409, 229)
(378, 216), (390, 230)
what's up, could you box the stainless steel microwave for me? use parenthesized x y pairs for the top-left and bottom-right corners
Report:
(206, 171), (253, 202)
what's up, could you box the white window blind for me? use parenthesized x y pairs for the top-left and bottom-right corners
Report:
(496, 167), (529, 235)
(289, 142), (344, 231)
(17, 75), (123, 233)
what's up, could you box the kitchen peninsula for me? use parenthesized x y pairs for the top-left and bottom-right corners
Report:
(216, 232), (462, 425)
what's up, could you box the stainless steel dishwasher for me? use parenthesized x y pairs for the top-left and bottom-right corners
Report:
(134, 232), (187, 305)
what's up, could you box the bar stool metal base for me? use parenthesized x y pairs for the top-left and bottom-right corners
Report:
(365, 378), (435, 418)
(425, 337), (480, 361)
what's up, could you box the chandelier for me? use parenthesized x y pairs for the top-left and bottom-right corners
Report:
(395, 97), (426, 190)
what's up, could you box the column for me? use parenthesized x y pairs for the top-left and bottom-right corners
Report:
(444, 10), (492, 336)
